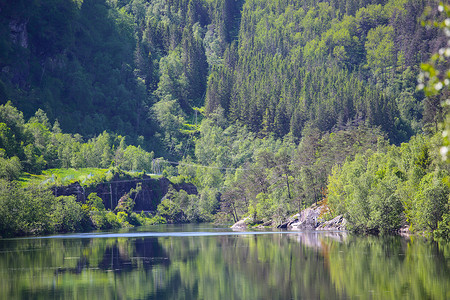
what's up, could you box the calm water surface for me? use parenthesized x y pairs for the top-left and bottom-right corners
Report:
(0, 224), (449, 299)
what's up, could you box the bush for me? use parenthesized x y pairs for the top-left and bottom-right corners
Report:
(87, 192), (105, 211)
(411, 172), (449, 232)
(434, 213), (450, 242)
(106, 211), (121, 229)
(129, 212), (144, 226)
(117, 211), (131, 227)
(0, 180), (54, 236)
(0, 156), (22, 180)
(51, 195), (85, 232)
(157, 197), (185, 223)
(90, 210), (108, 229)
(148, 215), (167, 224)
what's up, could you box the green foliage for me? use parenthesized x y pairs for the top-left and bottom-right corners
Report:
(0, 180), (54, 237)
(128, 211), (146, 226)
(0, 102), (159, 178)
(87, 192), (105, 211)
(179, 118), (386, 225)
(157, 197), (185, 223)
(0, 155), (22, 180)
(202, 0), (435, 143)
(328, 133), (450, 235)
(114, 183), (141, 214)
(0, 120), (161, 237)
(51, 195), (89, 232)
(196, 187), (219, 221)
(411, 171), (449, 232)
(3, 0), (434, 157)
(434, 212), (450, 242)
(0, 0), (154, 142)
(155, 185), (215, 223)
(418, 2), (450, 97)
(0, 102), (28, 160)
(152, 98), (187, 157)
(365, 25), (395, 85)
(116, 211), (131, 227)
(89, 210), (119, 230)
(253, 193), (274, 223)
(415, 2), (450, 240)
(0, 175), (150, 236)
(120, 145), (154, 171)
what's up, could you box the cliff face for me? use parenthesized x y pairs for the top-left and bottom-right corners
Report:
(1, 17), (29, 89)
(54, 176), (198, 212)
(9, 18), (28, 49)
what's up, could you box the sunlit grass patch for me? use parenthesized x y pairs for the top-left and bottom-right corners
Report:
(20, 168), (110, 187)
(19, 168), (162, 188)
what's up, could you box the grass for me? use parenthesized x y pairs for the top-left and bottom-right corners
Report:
(19, 168), (164, 187)
(20, 168), (110, 187)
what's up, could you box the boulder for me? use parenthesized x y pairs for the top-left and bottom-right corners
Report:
(288, 206), (322, 230)
(316, 215), (347, 231)
(231, 217), (251, 230)
(277, 213), (300, 229)
(398, 224), (411, 236)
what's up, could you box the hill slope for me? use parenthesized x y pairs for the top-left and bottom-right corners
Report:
(1, 0), (445, 155)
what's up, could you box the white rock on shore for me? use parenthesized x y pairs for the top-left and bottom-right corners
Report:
(231, 217), (251, 229)
(232, 205), (347, 231)
(316, 215), (347, 231)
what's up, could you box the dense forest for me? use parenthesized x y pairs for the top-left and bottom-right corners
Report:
(0, 0), (449, 240)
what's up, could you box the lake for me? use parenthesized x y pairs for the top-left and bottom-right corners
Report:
(0, 224), (448, 299)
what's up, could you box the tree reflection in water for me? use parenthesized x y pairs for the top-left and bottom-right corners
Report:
(0, 227), (448, 299)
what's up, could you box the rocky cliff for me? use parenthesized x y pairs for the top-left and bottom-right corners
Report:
(54, 175), (197, 212)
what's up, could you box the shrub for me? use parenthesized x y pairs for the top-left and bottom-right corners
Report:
(434, 213), (450, 242)
(117, 211), (131, 227)
(0, 156), (22, 180)
(0, 180), (54, 236)
(106, 211), (121, 228)
(90, 210), (108, 229)
(51, 195), (85, 232)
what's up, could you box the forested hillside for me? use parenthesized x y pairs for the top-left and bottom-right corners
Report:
(0, 0), (154, 142)
(1, 0), (450, 239)
(207, 0), (446, 143)
(1, 0), (445, 153)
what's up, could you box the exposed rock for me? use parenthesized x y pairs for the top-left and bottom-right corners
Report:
(52, 175), (197, 212)
(9, 19), (28, 48)
(398, 224), (411, 236)
(232, 205), (348, 232)
(288, 206), (322, 230)
(3, 18), (30, 88)
(316, 215), (347, 231)
(231, 217), (251, 230)
(262, 220), (273, 227)
(277, 213), (300, 229)
(54, 182), (85, 203)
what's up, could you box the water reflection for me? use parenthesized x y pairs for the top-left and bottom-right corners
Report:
(287, 231), (347, 249)
(0, 227), (448, 300)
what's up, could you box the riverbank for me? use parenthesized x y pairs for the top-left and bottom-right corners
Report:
(231, 204), (348, 231)
(230, 204), (437, 238)
(0, 170), (199, 238)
